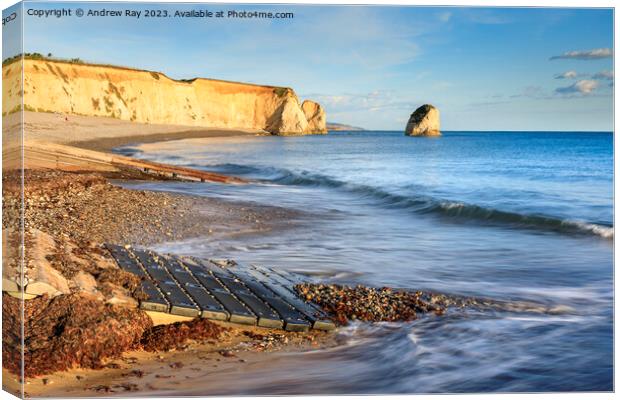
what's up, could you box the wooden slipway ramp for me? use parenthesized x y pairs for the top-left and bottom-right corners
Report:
(22, 141), (246, 184)
(105, 244), (336, 332)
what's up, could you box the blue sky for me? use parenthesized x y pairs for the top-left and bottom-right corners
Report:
(3, 2), (614, 131)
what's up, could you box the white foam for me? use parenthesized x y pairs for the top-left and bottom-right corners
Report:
(569, 221), (614, 239)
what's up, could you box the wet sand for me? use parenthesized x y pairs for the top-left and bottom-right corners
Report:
(5, 322), (335, 398)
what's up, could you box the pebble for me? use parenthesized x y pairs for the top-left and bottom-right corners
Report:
(295, 283), (445, 324)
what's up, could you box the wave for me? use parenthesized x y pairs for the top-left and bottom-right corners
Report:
(204, 163), (613, 239)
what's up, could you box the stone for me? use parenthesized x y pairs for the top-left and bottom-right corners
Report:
(302, 100), (328, 134)
(106, 287), (139, 308)
(2, 277), (20, 293)
(405, 104), (441, 136)
(72, 271), (99, 294)
(24, 229), (71, 297)
(267, 95), (309, 135)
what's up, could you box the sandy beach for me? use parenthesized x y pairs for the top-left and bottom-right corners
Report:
(5, 319), (335, 398)
(18, 111), (264, 152)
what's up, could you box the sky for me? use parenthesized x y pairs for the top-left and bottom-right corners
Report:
(2, 2), (614, 131)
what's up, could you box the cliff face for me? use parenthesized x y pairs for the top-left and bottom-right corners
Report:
(302, 100), (328, 134)
(2, 59), (327, 135)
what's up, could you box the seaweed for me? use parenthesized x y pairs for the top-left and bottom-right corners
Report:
(2, 293), (152, 377)
(141, 318), (226, 352)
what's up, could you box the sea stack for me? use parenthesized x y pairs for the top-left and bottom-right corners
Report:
(405, 104), (441, 136)
(302, 100), (328, 134)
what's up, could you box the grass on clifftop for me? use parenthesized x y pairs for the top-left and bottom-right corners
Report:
(3, 53), (298, 93)
(3, 53), (85, 67)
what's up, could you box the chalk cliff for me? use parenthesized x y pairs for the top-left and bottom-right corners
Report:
(302, 100), (328, 134)
(405, 104), (441, 137)
(2, 58), (327, 135)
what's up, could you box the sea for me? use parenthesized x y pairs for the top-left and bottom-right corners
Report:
(117, 131), (613, 394)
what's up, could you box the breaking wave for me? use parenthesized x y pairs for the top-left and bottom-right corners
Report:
(204, 163), (613, 239)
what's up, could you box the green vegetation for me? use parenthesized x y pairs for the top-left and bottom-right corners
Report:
(273, 87), (290, 98)
(0, 104), (58, 116)
(2, 53), (86, 67)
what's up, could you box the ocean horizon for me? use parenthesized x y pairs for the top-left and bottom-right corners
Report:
(337, 129), (614, 134)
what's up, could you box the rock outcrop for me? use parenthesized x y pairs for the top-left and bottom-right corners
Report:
(405, 104), (441, 136)
(2, 58), (327, 135)
(302, 100), (328, 134)
(267, 93), (309, 135)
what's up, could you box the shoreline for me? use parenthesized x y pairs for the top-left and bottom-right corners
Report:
(1, 156), (329, 398)
(3, 112), (458, 397)
(2, 168), (333, 397)
(71, 128), (264, 153)
(10, 111), (264, 153)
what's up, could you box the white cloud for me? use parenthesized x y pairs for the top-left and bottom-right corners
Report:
(592, 70), (614, 80)
(555, 79), (599, 95)
(306, 90), (416, 114)
(554, 70), (579, 79)
(550, 48), (612, 60)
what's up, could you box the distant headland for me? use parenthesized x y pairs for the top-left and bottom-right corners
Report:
(327, 122), (365, 131)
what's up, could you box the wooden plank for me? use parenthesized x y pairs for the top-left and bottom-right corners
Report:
(103, 247), (335, 331)
(252, 265), (324, 314)
(189, 257), (234, 277)
(214, 275), (283, 329)
(265, 267), (301, 284)
(183, 260), (257, 325)
(209, 290), (257, 325)
(233, 274), (311, 332)
(130, 250), (199, 317)
(215, 276), (252, 294)
(140, 280), (170, 313)
(25, 141), (247, 184)
(162, 257), (229, 321)
(183, 283), (229, 321)
(105, 244), (147, 277)
(104, 244), (169, 312)
(159, 281), (200, 317)
(243, 266), (335, 331)
(132, 250), (170, 282)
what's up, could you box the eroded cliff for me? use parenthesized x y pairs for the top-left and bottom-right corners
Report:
(2, 58), (327, 135)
